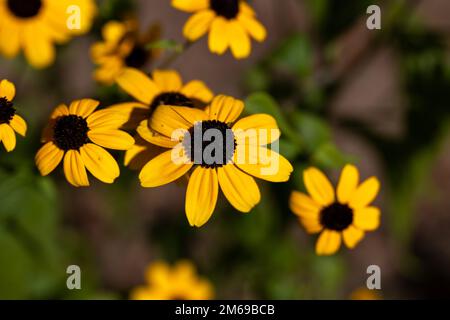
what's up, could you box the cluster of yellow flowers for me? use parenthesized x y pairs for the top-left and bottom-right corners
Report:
(0, 0), (382, 299)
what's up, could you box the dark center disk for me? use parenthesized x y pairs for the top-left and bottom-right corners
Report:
(0, 97), (16, 124)
(184, 120), (236, 168)
(320, 202), (354, 231)
(53, 115), (90, 151)
(210, 0), (240, 19)
(125, 45), (149, 69)
(150, 92), (194, 110)
(7, 0), (42, 18)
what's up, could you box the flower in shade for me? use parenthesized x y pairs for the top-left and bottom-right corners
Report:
(91, 19), (161, 85)
(0, 0), (97, 68)
(138, 94), (293, 227)
(130, 260), (214, 300)
(0, 79), (27, 152)
(172, 0), (266, 59)
(290, 165), (381, 256)
(35, 99), (134, 187)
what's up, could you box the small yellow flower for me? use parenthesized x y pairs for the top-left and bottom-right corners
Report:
(0, 0), (97, 68)
(290, 165), (381, 256)
(91, 20), (160, 85)
(350, 288), (381, 300)
(138, 94), (293, 227)
(130, 260), (214, 300)
(0, 79), (27, 152)
(172, 0), (266, 59)
(35, 99), (135, 187)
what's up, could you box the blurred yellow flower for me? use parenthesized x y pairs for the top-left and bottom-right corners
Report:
(91, 20), (161, 85)
(172, 0), (266, 59)
(290, 165), (381, 256)
(0, 79), (27, 152)
(35, 99), (134, 187)
(0, 0), (97, 68)
(130, 260), (214, 300)
(138, 94), (293, 227)
(350, 288), (381, 300)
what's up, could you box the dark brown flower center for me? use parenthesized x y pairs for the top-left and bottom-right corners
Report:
(125, 45), (149, 69)
(7, 0), (42, 18)
(0, 97), (16, 124)
(183, 120), (236, 168)
(320, 202), (354, 231)
(210, 0), (240, 19)
(150, 92), (194, 110)
(53, 115), (89, 151)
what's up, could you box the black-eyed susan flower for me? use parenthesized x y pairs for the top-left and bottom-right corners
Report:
(130, 260), (214, 300)
(0, 0), (96, 68)
(290, 165), (381, 256)
(172, 0), (266, 59)
(91, 20), (160, 85)
(138, 94), (293, 227)
(0, 79), (26, 152)
(35, 99), (134, 187)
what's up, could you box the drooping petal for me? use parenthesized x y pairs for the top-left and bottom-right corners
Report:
(0, 124), (16, 152)
(35, 142), (64, 176)
(0, 79), (15, 100)
(208, 17), (229, 55)
(217, 164), (261, 212)
(80, 143), (120, 184)
(69, 99), (100, 118)
(233, 114), (280, 146)
(23, 23), (55, 68)
(299, 217), (323, 234)
(303, 167), (335, 206)
(348, 177), (380, 209)
(207, 95), (244, 123)
(88, 129), (135, 150)
(343, 225), (365, 249)
(185, 167), (218, 227)
(353, 207), (381, 231)
(137, 120), (178, 148)
(9, 115), (27, 136)
(337, 164), (359, 204)
(238, 14), (267, 42)
(316, 230), (342, 256)
(100, 102), (149, 130)
(116, 68), (160, 104)
(228, 20), (251, 59)
(183, 10), (215, 41)
(63, 150), (89, 187)
(152, 70), (183, 92)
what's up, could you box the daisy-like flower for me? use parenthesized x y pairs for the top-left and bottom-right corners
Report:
(138, 94), (293, 227)
(35, 99), (134, 187)
(130, 260), (214, 300)
(290, 165), (381, 256)
(91, 20), (161, 85)
(0, 79), (27, 152)
(0, 0), (97, 68)
(172, 0), (266, 59)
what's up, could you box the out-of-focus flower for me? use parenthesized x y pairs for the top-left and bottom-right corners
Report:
(91, 20), (161, 85)
(172, 0), (266, 59)
(138, 94), (293, 227)
(350, 288), (381, 300)
(0, 0), (97, 68)
(290, 165), (381, 256)
(130, 260), (214, 300)
(0, 79), (27, 152)
(35, 99), (134, 187)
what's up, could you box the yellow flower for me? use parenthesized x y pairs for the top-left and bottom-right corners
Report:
(91, 20), (160, 85)
(130, 260), (214, 300)
(0, 0), (96, 68)
(350, 288), (381, 300)
(0, 79), (27, 152)
(138, 94), (293, 227)
(35, 99), (134, 187)
(172, 0), (266, 59)
(290, 165), (381, 256)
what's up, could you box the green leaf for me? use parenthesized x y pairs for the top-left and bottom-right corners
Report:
(292, 112), (331, 153)
(270, 35), (313, 77)
(312, 143), (351, 169)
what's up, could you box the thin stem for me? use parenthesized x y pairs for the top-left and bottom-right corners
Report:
(157, 41), (193, 69)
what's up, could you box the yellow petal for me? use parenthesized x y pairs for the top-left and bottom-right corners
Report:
(238, 14), (266, 42)
(207, 95), (244, 123)
(35, 142), (64, 176)
(299, 217), (323, 234)
(233, 114), (280, 146)
(116, 68), (160, 104)
(80, 144), (120, 184)
(217, 164), (261, 212)
(353, 207), (381, 231)
(150, 106), (207, 138)
(228, 20), (251, 59)
(0, 79), (15, 100)
(50, 104), (70, 119)
(0, 18), (20, 58)
(348, 177), (380, 209)
(88, 129), (135, 150)
(137, 120), (178, 148)
(343, 225), (365, 249)
(183, 10), (215, 41)
(69, 99), (100, 118)
(86, 107), (137, 130)
(102, 102), (149, 130)
(337, 164), (359, 204)
(9, 115), (27, 136)
(235, 147), (293, 182)
(0, 124), (16, 152)
(63, 150), (89, 187)
(186, 167), (218, 227)
(289, 191), (321, 219)
(316, 230), (341, 256)
(124, 136), (161, 170)
(303, 167), (335, 206)
(181, 80), (214, 103)
(172, 0), (209, 12)
(152, 70), (183, 92)
(208, 17), (229, 55)
(139, 150), (193, 187)
(23, 24), (55, 68)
